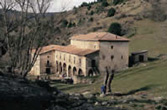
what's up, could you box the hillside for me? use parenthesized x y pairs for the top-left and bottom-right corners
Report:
(51, 0), (167, 57)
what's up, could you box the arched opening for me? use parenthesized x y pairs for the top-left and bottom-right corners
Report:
(73, 67), (77, 76)
(56, 61), (58, 72)
(59, 62), (62, 74)
(88, 69), (93, 76)
(78, 69), (83, 76)
(63, 63), (67, 77)
(68, 66), (72, 77)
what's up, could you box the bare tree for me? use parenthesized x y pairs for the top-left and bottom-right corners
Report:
(0, 0), (54, 78)
(104, 67), (115, 93)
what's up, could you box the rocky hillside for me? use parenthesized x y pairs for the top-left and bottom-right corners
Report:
(51, 0), (167, 45)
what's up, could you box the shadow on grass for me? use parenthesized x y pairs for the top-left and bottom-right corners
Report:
(148, 57), (159, 62)
(60, 84), (89, 91)
(111, 84), (158, 97)
(50, 80), (90, 92)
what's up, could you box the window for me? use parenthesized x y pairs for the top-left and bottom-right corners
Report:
(121, 55), (123, 59)
(111, 55), (114, 60)
(47, 56), (50, 58)
(111, 45), (114, 49)
(92, 60), (96, 67)
(46, 60), (50, 66)
(74, 57), (76, 64)
(79, 59), (81, 66)
(69, 55), (71, 62)
(102, 55), (105, 60)
(64, 54), (65, 61)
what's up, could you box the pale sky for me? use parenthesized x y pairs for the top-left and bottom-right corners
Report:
(48, 0), (96, 12)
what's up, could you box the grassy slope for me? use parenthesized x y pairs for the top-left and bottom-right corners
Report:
(52, 58), (167, 97)
(130, 19), (167, 57)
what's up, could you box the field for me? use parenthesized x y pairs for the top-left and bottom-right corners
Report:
(51, 58), (167, 97)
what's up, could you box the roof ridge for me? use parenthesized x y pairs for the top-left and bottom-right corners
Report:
(99, 32), (108, 41)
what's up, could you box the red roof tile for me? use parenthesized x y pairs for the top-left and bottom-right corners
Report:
(70, 32), (129, 42)
(33, 45), (99, 56)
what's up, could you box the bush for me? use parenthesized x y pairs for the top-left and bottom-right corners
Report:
(62, 20), (68, 27)
(101, 0), (109, 7)
(107, 8), (116, 17)
(97, 0), (103, 2)
(90, 11), (94, 15)
(68, 22), (76, 28)
(81, 2), (88, 7)
(112, 0), (124, 5)
(87, 5), (91, 10)
(89, 17), (94, 22)
(108, 22), (122, 35)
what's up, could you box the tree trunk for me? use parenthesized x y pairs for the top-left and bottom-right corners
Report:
(104, 67), (115, 93)
(107, 71), (115, 92)
(104, 67), (109, 87)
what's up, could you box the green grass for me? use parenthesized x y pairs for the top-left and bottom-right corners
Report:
(130, 19), (167, 57)
(51, 59), (167, 97)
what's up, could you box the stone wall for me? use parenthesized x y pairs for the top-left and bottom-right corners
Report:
(132, 52), (148, 64)
(40, 51), (56, 75)
(30, 55), (40, 76)
(71, 40), (100, 50)
(86, 51), (99, 76)
(99, 41), (129, 73)
(30, 50), (56, 76)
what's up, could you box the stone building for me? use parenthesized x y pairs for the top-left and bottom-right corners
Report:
(30, 32), (129, 77)
(130, 50), (148, 65)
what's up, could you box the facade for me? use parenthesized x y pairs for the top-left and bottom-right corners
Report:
(30, 32), (129, 77)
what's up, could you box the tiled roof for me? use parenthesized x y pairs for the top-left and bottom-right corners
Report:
(70, 32), (129, 42)
(33, 45), (99, 56)
(131, 50), (148, 55)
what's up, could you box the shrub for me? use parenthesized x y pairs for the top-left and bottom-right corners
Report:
(112, 0), (124, 5)
(97, 0), (103, 2)
(81, 2), (88, 7)
(90, 11), (94, 15)
(68, 22), (76, 28)
(62, 19), (68, 27)
(87, 5), (92, 10)
(89, 17), (94, 22)
(107, 8), (116, 17)
(101, 0), (109, 7)
(108, 22), (122, 35)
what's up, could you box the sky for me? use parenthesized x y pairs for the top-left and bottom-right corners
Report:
(48, 0), (96, 12)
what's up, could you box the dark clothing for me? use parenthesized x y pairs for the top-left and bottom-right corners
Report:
(101, 85), (106, 94)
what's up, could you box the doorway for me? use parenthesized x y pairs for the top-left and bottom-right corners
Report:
(46, 68), (51, 74)
(91, 60), (96, 67)
(139, 55), (144, 62)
